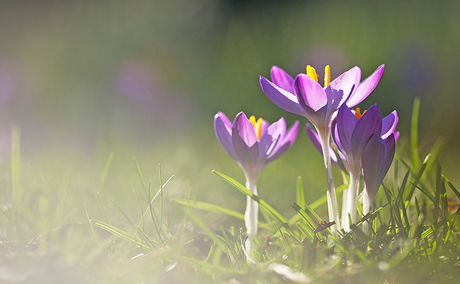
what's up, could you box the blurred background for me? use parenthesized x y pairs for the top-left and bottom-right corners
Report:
(1, 0), (460, 236)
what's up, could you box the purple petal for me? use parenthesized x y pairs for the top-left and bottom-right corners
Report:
(329, 66), (361, 105)
(294, 74), (327, 112)
(232, 112), (258, 147)
(259, 117), (286, 158)
(336, 104), (358, 156)
(214, 112), (238, 161)
(307, 124), (323, 156)
(260, 77), (306, 116)
(381, 110), (398, 139)
(217, 111), (232, 128)
(266, 120), (299, 163)
(347, 64), (385, 108)
(281, 120), (299, 148)
(324, 87), (350, 119)
(394, 131), (400, 143)
(271, 66), (295, 93)
(383, 134), (396, 173)
(260, 120), (270, 137)
(362, 134), (388, 194)
(350, 104), (382, 161)
(232, 113), (259, 172)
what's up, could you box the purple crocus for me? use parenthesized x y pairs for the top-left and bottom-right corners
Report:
(332, 104), (398, 230)
(332, 105), (398, 172)
(214, 111), (299, 253)
(260, 65), (385, 133)
(259, 64), (384, 235)
(214, 112), (299, 178)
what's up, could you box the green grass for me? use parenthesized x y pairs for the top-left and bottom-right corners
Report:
(1, 99), (460, 284)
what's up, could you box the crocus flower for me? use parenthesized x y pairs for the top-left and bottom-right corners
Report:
(260, 65), (385, 133)
(214, 111), (299, 254)
(260, 64), (384, 235)
(332, 104), (398, 230)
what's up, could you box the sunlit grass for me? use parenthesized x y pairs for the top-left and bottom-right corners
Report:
(0, 99), (459, 283)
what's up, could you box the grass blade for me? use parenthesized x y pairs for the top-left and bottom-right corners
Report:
(92, 220), (151, 250)
(443, 175), (460, 200)
(411, 97), (420, 170)
(296, 176), (306, 210)
(406, 154), (430, 203)
(98, 151), (114, 191)
(213, 170), (288, 225)
(173, 198), (244, 220)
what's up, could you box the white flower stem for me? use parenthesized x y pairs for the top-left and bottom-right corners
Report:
(344, 169), (360, 231)
(341, 185), (348, 231)
(319, 132), (340, 236)
(362, 189), (374, 235)
(245, 174), (258, 257)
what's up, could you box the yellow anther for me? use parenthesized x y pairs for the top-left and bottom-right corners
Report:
(324, 65), (330, 88)
(249, 116), (257, 127)
(306, 65), (318, 82)
(249, 116), (263, 140)
(355, 108), (366, 120)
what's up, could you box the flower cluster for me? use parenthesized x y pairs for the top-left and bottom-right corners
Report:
(214, 63), (397, 252)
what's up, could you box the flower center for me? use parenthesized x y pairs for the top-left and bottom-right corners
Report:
(354, 107), (366, 120)
(306, 65), (330, 88)
(249, 116), (263, 140)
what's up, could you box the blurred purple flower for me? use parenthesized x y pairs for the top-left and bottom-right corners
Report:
(214, 111), (299, 179)
(115, 60), (164, 102)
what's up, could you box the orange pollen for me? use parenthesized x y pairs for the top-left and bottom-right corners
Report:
(355, 108), (367, 120)
(249, 116), (263, 140)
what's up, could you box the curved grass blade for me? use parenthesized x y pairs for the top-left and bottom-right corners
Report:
(92, 220), (151, 250)
(406, 154), (431, 203)
(173, 198), (244, 220)
(443, 175), (460, 200)
(213, 170), (288, 225)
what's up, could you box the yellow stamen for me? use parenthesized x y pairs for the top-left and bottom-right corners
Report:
(249, 116), (263, 140)
(306, 65), (318, 82)
(249, 116), (256, 127)
(355, 108), (367, 120)
(324, 65), (330, 88)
